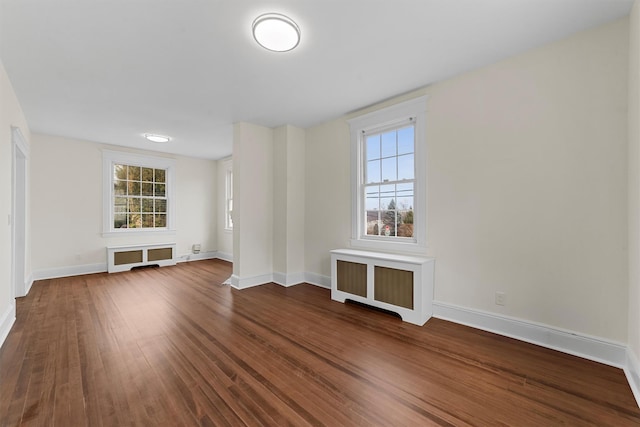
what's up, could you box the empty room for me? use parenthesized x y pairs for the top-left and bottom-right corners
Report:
(2, 0), (640, 425)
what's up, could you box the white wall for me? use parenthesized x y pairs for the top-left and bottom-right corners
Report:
(273, 125), (306, 281)
(0, 60), (31, 346)
(628, 0), (640, 399)
(305, 120), (351, 277)
(216, 156), (233, 260)
(30, 134), (217, 275)
(232, 122), (274, 282)
(305, 19), (629, 343)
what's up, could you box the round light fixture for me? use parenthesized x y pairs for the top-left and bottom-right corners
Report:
(252, 13), (300, 52)
(144, 134), (171, 143)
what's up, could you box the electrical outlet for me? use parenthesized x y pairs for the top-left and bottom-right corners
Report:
(495, 291), (506, 306)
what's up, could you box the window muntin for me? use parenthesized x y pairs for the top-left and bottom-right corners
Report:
(112, 164), (168, 229)
(363, 124), (415, 239)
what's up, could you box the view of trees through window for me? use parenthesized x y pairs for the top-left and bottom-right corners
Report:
(364, 125), (414, 238)
(113, 164), (167, 229)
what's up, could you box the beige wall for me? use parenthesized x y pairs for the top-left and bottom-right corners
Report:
(305, 19), (629, 342)
(305, 119), (351, 277)
(216, 156), (233, 259)
(273, 125), (306, 278)
(629, 1), (640, 367)
(0, 60), (30, 327)
(30, 134), (217, 272)
(232, 122), (274, 280)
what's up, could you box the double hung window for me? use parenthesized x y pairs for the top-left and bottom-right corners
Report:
(348, 96), (427, 252)
(103, 150), (175, 235)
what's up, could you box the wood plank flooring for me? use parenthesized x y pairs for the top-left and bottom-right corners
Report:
(1, 259), (639, 426)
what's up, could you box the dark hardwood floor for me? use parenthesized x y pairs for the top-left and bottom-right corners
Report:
(1, 259), (639, 426)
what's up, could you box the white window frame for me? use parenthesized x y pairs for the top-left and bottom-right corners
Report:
(102, 150), (176, 236)
(225, 168), (233, 230)
(348, 96), (428, 253)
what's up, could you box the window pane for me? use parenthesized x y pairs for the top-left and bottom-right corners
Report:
(109, 159), (171, 232)
(380, 184), (395, 198)
(142, 167), (154, 182)
(398, 126), (414, 155)
(154, 169), (166, 183)
(155, 199), (167, 213)
(381, 157), (396, 182)
(381, 211), (397, 236)
(155, 183), (166, 197)
(398, 154), (414, 180)
(128, 166), (140, 180)
(113, 180), (126, 195)
(366, 135), (380, 161)
(397, 196), (413, 211)
(155, 214), (167, 228)
(381, 131), (396, 157)
(380, 197), (396, 210)
(365, 186), (379, 210)
(128, 197), (141, 213)
(114, 214), (126, 229)
(366, 211), (380, 236)
(141, 182), (154, 197)
(128, 213), (141, 228)
(128, 181), (140, 196)
(367, 160), (380, 184)
(114, 164), (127, 180)
(142, 214), (154, 228)
(398, 212), (414, 237)
(142, 199), (153, 213)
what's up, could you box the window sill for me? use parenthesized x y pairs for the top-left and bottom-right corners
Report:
(102, 229), (176, 238)
(350, 238), (427, 255)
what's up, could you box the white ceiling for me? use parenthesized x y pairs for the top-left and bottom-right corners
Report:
(0, 0), (634, 160)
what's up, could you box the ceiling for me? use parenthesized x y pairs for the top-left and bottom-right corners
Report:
(0, 0), (634, 160)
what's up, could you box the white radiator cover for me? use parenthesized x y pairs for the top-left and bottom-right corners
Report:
(107, 243), (177, 273)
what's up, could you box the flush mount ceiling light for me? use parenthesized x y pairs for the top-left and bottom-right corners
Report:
(252, 13), (300, 52)
(144, 134), (171, 143)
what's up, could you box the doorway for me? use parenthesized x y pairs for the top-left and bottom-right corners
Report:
(11, 127), (27, 298)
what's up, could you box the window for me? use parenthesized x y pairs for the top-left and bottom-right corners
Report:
(102, 150), (175, 235)
(225, 169), (233, 230)
(348, 96), (427, 252)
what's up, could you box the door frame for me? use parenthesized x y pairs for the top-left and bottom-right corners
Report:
(11, 126), (28, 298)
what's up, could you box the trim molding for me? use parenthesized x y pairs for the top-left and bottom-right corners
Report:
(0, 302), (16, 350)
(273, 271), (306, 287)
(432, 301), (627, 368)
(231, 271), (328, 290)
(32, 263), (107, 281)
(626, 349), (640, 407)
(230, 273), (273, 290)
(216, 251), (233, 262)
(177, 251), (218, 263)
(304, 272), (331, 289)
(25, 272), (34, 295)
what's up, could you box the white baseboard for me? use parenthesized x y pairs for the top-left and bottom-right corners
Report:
(432, 301), (627, 368)
(625, 349), (640, 408)
(25, 272), (34, 295)
(304, 272), (331, 289)
(177, 251), (218, 263)
(0, 302), (16, 350)
(216, 251), (233, 262)
(232, 271), (327, 290)
(273, 271), (306, 287)
(230, 273), (274, 290)
(32, 263), (107, 281)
